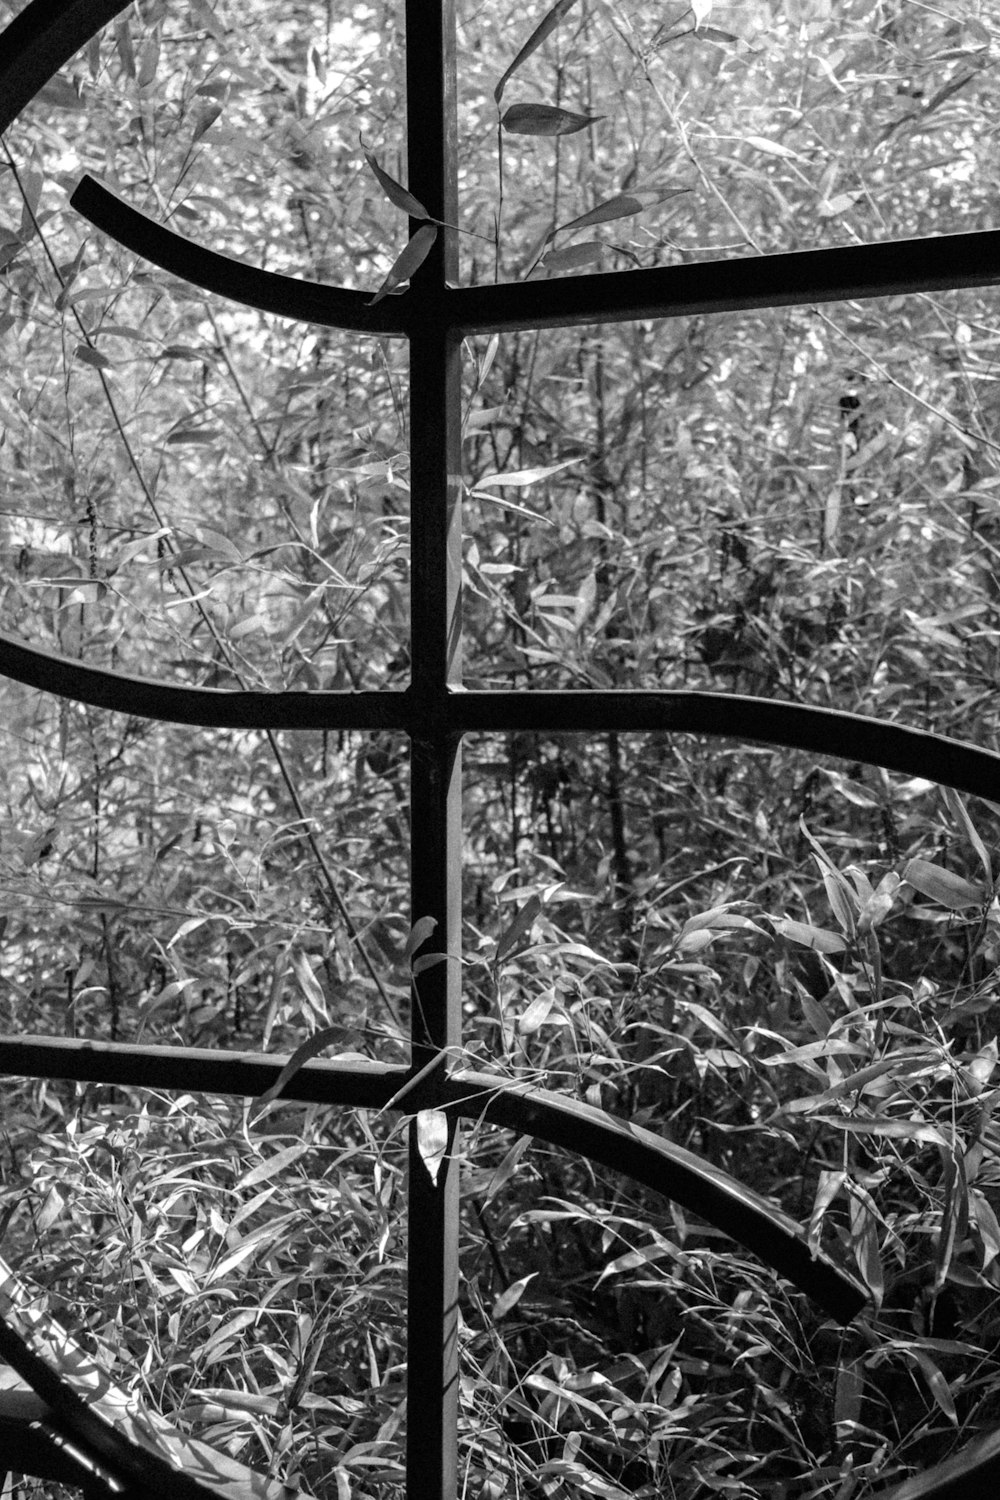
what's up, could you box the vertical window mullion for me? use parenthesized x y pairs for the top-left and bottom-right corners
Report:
(404, 3), (462, 1497)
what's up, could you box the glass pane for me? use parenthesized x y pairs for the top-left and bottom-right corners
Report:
(1, 1084), (408, 1495)
(0, 0), (410, 690)
(465, 291), (1000, 753)
(0, 710), (409, 1050)
(457, 0), (998, 283)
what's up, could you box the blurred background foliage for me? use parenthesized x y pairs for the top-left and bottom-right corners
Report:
(2, 0), (1000, 1495)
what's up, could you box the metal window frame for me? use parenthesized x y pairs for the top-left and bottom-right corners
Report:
(3, 3), (1000, 1498)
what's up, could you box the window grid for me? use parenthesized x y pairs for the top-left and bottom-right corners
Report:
(3, 3), (1000, 1498)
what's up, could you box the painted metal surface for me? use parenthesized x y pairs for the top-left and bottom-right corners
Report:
(448, 229), (1000, 331)
(69, 176), (409, 336)
(0, 628), (405, 728)
(0, 1036), (867, 1321)
(2, 624), (1000, 807)
(68, 176), (1000, 338)
(1, 1), (999, 1497)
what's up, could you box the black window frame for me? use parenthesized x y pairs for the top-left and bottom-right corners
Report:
(3, 4), (1000, 1498)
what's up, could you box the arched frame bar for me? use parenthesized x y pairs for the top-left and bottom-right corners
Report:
(0, 624), (999, 798)
(0, 1035), (865, 1324)
(3, 1), (1000, 1497)
(70, 173), (1000, 336)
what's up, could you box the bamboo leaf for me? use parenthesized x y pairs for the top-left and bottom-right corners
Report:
(550, 195), (644, 238)
(540, 240), (604, 272)
(474, 458), (579, 488)
(476, 332), (500, 388)
(254, 1025), (363, 1110)
(379, 1050), (450, 1117)
(818, 191), (859, 218)
(36, 1186), (66, 1233)
(495, 0), (579, 105)
(365, 153), (429, 220)
(965, 1038), (998, 1095)
(237, 1142), (309, 1191)
(800, 990), (832, 1038)
(292, 948), (328, 1020)
(519, 988), (557, 1033)
(195, 526), (243, 564)
(682, 906), (764, 935)
(412, 950), (449, 975)
(492, 1273), (536, 1319)
(596, 1241), (674, 1285)
(759, 1039), (864, 1071)
(137, 33), (160, 92)
(823, 1055), (923, 1101)
(481, 1134), (533, 1203)
(854, 1206), (883, 1305)
(809, 1115), (949, 1147)
(943, 786), (993, 886)
(903, 857), (986, 911)
(858, 872), (900, 935)
(369, 224), (437, 305)
(191, 103), (222, 142)
(74, 343), (113, 371)
(501, 102), (602, 137)
(934, 1146), (962, 1294)
(911, 1348), (957, 1423)
(808, 1170), (846, 1254)
(403, 915), (437, 962)
(114, 17), (135, 77)
(819, 864), (857, 937)
(165, 425), (221, 446)
(36, 77), (84, 110)
(416, 1108), (449, 1186)
(834, 1357), (864, 1435)
(496, 894), (543, 961)
(973, 1189), (1000, 1268)
(471, 491), (556, 525)
(208, 1221), (288, 1284)
(773, 917), (847, 954)
(744, 134), (802, 160)
(677, 928), (715, 953)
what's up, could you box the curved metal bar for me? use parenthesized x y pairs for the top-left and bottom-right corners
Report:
(2, 627), (998, 802)
(4, 7), (999, 341)
(0, 1037), (866, 1322)
(872, 1429), (1000, 1500)
(0, 0), (132, 133)
(71, 176), (408, 337)
(442, 1071), (867, 1326)
(0, 1034), (404, 1107)
(0, 1400), (113, 1488)
(0, 1256), (310, 1499)
(0, 629), (407, 729)
(450, 228), (1000, 334)
(454, 691), (1000, 804)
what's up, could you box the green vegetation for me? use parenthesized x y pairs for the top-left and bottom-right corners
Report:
(2, 0), (1000, 1494)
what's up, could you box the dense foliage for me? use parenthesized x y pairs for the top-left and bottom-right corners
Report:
(2, 0), (1000, 1495)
